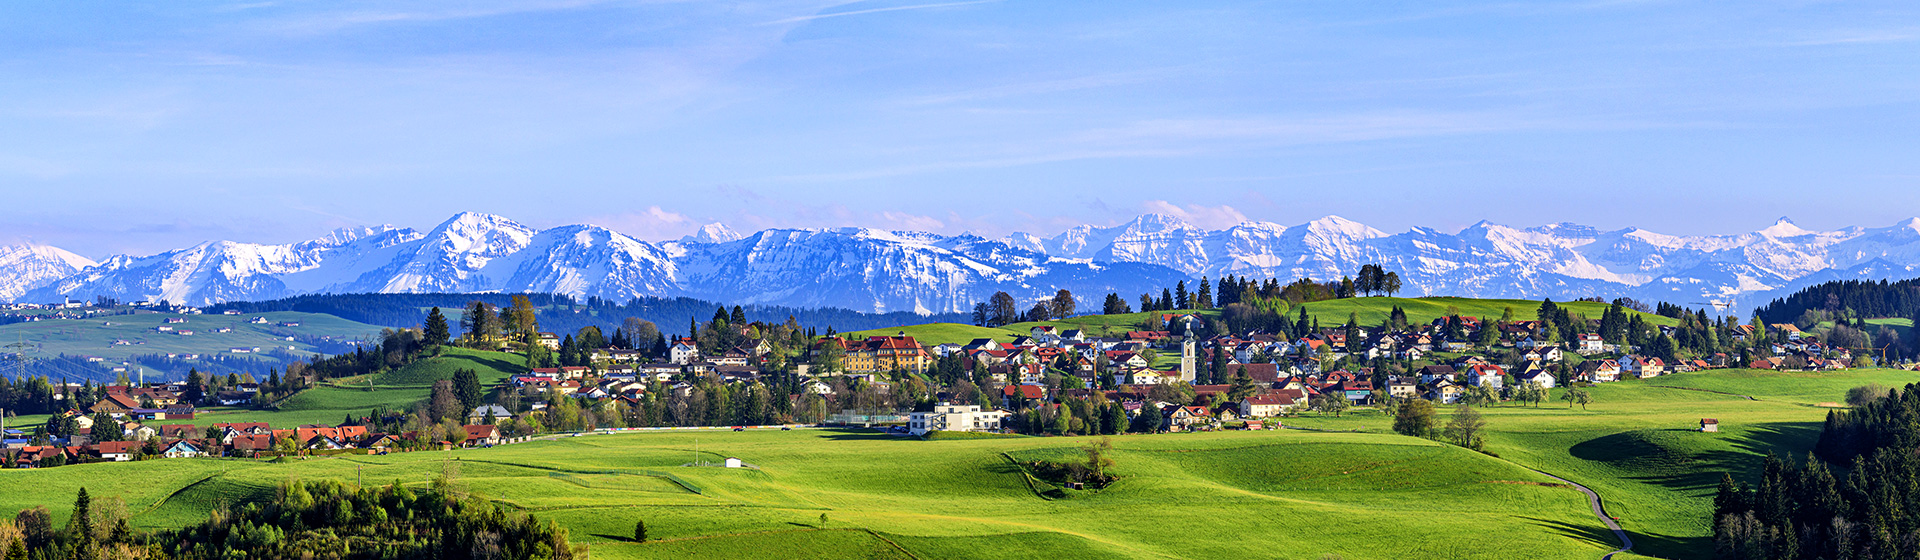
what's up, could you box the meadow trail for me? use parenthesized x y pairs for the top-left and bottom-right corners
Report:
(1524, 467), (1634, 559)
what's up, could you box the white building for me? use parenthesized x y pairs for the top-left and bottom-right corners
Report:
(908, 404), (1010, 436)
(670, 340), (701, 365)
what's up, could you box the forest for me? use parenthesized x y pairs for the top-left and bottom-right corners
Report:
(205, 292), (969, 334)
(1714, 382), (1920, 559)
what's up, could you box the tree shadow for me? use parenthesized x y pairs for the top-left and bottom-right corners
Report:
(590, 534), (637, 543)
(1521, 516), (1615, 549)
(811, 429), (913, 441)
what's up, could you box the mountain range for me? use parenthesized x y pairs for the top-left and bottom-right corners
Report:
(5, 212), (1919, 314)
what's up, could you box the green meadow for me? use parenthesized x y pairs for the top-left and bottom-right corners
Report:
(13, 367), (1912, 558)
(1279, 367), (1920, 559)
(0, 429), (1612, 560)
(0, 310), (384, 373)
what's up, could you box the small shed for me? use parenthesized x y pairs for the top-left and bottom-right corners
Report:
(1700, 418), (1719, 433)
(724, 457), (742, 468)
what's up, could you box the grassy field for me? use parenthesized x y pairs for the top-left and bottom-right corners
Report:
(1295, 296), (1678, 327)
(0, 428), (1613, 560)
(1278, 367), (1920, 559)
(0, 310), (384, 377)
(840, 323), (1026, 346)
(94, 348), (531, 429)
(7, 366), (1904, 558)
(882, 296), (1677, 347)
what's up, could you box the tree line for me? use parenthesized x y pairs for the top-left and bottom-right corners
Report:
(0, 479), (585, 559)
(1713, 382), (1920, 559)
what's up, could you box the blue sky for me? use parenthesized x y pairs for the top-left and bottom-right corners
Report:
(3, 0), (1918, 257)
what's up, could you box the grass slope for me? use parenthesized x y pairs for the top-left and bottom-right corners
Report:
(0, 429), (1610, 560)
(1296, 296), (1678, 327)
(125, 348), (528, 429)
(839, 323), (1026, 346)
(1279, 367), (1920, 558)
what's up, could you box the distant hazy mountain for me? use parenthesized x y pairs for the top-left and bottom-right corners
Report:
(12, 212), (1920, 314)
(0, 243), (97, 302)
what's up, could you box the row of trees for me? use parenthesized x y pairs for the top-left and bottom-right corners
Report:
(972, 290), (1078, 327)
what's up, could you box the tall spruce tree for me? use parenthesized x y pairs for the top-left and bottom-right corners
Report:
(423, 307), (451, 347)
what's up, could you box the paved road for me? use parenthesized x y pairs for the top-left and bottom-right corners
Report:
(1530, 469), (1633, 559)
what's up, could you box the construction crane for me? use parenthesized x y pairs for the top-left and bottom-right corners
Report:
(1689, 301), (1737, 311)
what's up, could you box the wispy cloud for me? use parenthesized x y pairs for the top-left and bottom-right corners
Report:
(898, 69), (1178, 106)
(760, 0), (999, 26)
(260, 0), (622, 35)
(1776, 28), (1920, 47)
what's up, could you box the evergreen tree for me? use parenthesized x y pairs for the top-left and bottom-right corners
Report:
(1175, 281), (1190, 309)
(66, 487), (92, 552)
(1161, 288), (1175, 311)
(1196, 276), (1213, 309)
(182, 369), (205, 404)
(423, 307), (451, 346)
(453, 368), (482, 415)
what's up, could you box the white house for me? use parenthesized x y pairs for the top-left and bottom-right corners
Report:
(669, 340), (701, 365)
(1576, 334), (1605, 354)
(908, 404), (1010, 436)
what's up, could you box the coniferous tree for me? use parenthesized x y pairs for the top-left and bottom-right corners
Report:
(1196, 276), (1213, 309)
(422, 307), (451, 346)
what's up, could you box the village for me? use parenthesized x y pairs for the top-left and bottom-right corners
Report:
(0, 290), (1872, 468)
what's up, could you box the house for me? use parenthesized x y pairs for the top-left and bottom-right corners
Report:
(1002, 384), (1046, 407)
(1103, 351), (1150, 370)
(1467, 364), (1506, 388)
(463, 425), (502, 447)
(844, 336), (929, 373)
(724, 457), (743, 468)
(1700, 418), (1719, 433)
(95, 441), (141, 462)
(467, 405), (514, 425)
(1238, 390), (1307, 417)
(1583, 360), (1621, 383)
(89, 393), (140, 415)
(1520, 370), (1557, 389)
(1429, 381), (1465, 404)
(1418, 365), (1457, 384)
(1388, 380), (1418, 399)
(1521, 346), (1563, 363)
(162, 441), (206, 458)
(537, 332), (561, 349)
(669, 338), (701, 365)
(1163, 405), (1212, 431)
(1577, 334), (1605, 354)
(908, 404), (1011, 436)
(1029, 326), (1060, 345)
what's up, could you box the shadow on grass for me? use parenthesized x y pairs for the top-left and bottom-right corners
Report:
(1562, 421), (1825, 559)
(1521, 516), (1615, 549)
(590, 534), (638, 543)
(811, 429), (912, 441)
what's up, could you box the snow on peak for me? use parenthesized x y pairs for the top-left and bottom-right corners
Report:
(1121, 213), (1197, 235)
(0, 242), (97, 271)
(685, 223), (742, 244)
(1303, 215), (1385, 239)
(1758, 217), (1812, 238)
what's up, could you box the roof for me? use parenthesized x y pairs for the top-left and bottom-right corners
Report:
(1002, 384), (1046, 399)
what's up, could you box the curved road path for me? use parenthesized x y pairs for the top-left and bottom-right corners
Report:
(1528, 468), (1633, 559)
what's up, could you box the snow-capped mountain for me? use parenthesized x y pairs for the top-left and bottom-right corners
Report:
(0, 243), (97, 302)
(12, 212), (1920, 314)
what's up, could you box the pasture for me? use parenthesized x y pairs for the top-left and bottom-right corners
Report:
(4, 364), (1909, 558)
(0, 310), (384, 378)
